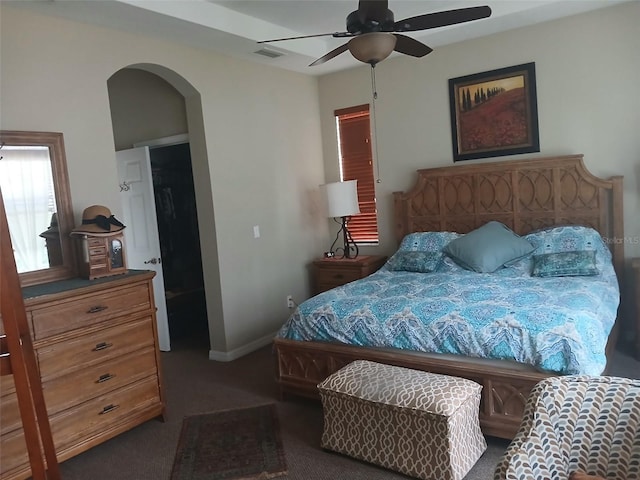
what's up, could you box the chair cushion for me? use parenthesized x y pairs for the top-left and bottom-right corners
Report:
(569, 472), (606, 480)
(494, 376), (640, 480)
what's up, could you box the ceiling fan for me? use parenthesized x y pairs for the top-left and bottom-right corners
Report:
(258, 1), (492, 66)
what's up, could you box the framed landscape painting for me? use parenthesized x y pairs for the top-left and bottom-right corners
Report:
(448, 62), (540, 161)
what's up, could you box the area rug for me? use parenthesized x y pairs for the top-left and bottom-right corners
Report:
(170, 403), (287, 480)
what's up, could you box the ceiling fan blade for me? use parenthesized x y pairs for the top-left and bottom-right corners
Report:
(258, 32), (347, 43)
(309, 43), (349, 66)
(394, 6), (491, 32)
(358, 0), (389, 22)
(393, 34), (433, 58)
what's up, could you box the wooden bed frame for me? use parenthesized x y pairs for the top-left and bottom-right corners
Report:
(274, 154), (624, 439)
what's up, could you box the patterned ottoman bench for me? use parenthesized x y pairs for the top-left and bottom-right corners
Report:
(317, 360), (487, 480)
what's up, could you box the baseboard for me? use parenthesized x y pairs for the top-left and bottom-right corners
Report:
(209, 331), (277, 362)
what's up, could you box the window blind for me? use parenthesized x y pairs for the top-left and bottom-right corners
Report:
(335, 105), (378, 243)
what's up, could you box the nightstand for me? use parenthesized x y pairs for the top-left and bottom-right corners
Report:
(632, 258), (640, 359)
(312, 255), (388, 295)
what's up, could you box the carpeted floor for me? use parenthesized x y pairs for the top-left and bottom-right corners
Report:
(57, 336), (640, 480)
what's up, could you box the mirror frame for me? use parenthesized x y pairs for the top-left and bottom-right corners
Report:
(0, 130), (77, 286)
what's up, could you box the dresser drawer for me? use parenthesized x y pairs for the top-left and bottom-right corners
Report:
(0, 427), (28, 476)
(37, 318), (155, 381)
(0, 389), (20, 436)
(43, 347), (158, 415)
(87, 237), (108, 256)
(31, 283), (151, 339)
(50, 375), (161, 451)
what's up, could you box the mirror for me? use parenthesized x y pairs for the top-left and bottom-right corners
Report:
(0, 131), (77, 286)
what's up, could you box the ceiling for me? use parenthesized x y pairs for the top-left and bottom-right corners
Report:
(9, 0), (625, 75)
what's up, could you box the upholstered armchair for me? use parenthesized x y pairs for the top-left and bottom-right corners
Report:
(494, 375), (640, 480)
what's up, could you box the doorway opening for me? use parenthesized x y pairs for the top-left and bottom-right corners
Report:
(149, 142), (208, 349)
(108, 64), (221, 355)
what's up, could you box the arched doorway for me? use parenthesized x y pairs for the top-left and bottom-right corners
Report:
(107, 64), (219, 352)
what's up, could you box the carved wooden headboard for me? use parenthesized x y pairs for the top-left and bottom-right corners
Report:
(393, 155), (624, 279)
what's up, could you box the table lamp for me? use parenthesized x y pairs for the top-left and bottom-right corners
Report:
(320, 180), (360, 259)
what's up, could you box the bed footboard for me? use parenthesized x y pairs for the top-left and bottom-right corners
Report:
(273, 338), (551, 440)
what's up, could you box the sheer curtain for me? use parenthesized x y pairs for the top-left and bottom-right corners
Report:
(0, 146), (56, 272)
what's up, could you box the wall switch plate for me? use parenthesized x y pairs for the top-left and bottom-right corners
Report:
(286, 295), (294, 309)
(253, 225), (260, 238)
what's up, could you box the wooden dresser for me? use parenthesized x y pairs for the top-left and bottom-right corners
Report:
(0, 270), (165, 480)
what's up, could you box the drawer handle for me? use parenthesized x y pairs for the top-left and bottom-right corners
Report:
(92, 342), (113, 352)
(87, 305), (108, 314)
(96, 373), (115, 383)
(333, 274), (344, 279)
(99, 404), (120, 415)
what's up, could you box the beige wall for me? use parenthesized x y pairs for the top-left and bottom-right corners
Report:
(108, 68), (189, 151)
(0, 5), (327, 356)
(318, 1), (640, 264)
(2, 2), (638, 356)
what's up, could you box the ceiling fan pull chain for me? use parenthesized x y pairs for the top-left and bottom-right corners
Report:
(370, 65), (382, 184)
(370, 63), (378, 100)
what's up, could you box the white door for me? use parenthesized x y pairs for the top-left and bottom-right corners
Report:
(116, 147), (171, 351)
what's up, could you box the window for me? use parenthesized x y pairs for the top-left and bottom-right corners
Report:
(0, 146), (56, 272)
(335, 104), (378, 244)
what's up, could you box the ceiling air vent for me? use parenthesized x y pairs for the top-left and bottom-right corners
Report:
(254, 48), (285, 59)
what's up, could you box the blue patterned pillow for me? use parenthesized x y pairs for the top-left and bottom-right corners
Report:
(386, 251), (443, 273)
(443, 221), (535, 273)
(398, 231), (461, 253)
(525, 225), (611, 272)
(532, 250), (599, 277)
(525, 225), (608, 256)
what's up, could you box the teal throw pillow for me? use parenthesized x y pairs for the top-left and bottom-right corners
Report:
(532, 250), (599, 277)
(387, 251), (443, 273)
(443, 221), (535, 273)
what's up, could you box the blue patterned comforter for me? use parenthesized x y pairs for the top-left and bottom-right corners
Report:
(277, 249), (619, 375)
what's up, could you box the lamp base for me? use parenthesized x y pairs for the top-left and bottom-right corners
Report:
(329, 216), (359, 259)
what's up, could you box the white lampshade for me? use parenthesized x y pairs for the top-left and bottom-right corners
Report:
(320, 180), (360, 218)
(348, 32), (397, 65)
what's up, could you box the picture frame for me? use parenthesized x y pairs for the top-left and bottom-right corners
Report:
(448, 62), (540, 162)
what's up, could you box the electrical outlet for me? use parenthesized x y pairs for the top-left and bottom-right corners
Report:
(286, 295), (294, 309)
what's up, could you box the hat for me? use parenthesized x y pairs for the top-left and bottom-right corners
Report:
(71, 205), (126, 237)
(39, 212), (60, 239)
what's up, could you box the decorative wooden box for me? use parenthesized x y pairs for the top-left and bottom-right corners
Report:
(76, 233), (127, 280)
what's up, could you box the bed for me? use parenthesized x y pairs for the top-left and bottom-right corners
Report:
(273, 154), (624, 439)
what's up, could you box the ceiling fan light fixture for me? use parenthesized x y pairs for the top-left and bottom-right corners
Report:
(348, 32), (397, 65)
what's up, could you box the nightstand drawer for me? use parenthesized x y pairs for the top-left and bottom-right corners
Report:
(316, 268), (363, 285)
(312, 255), (387, 294)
